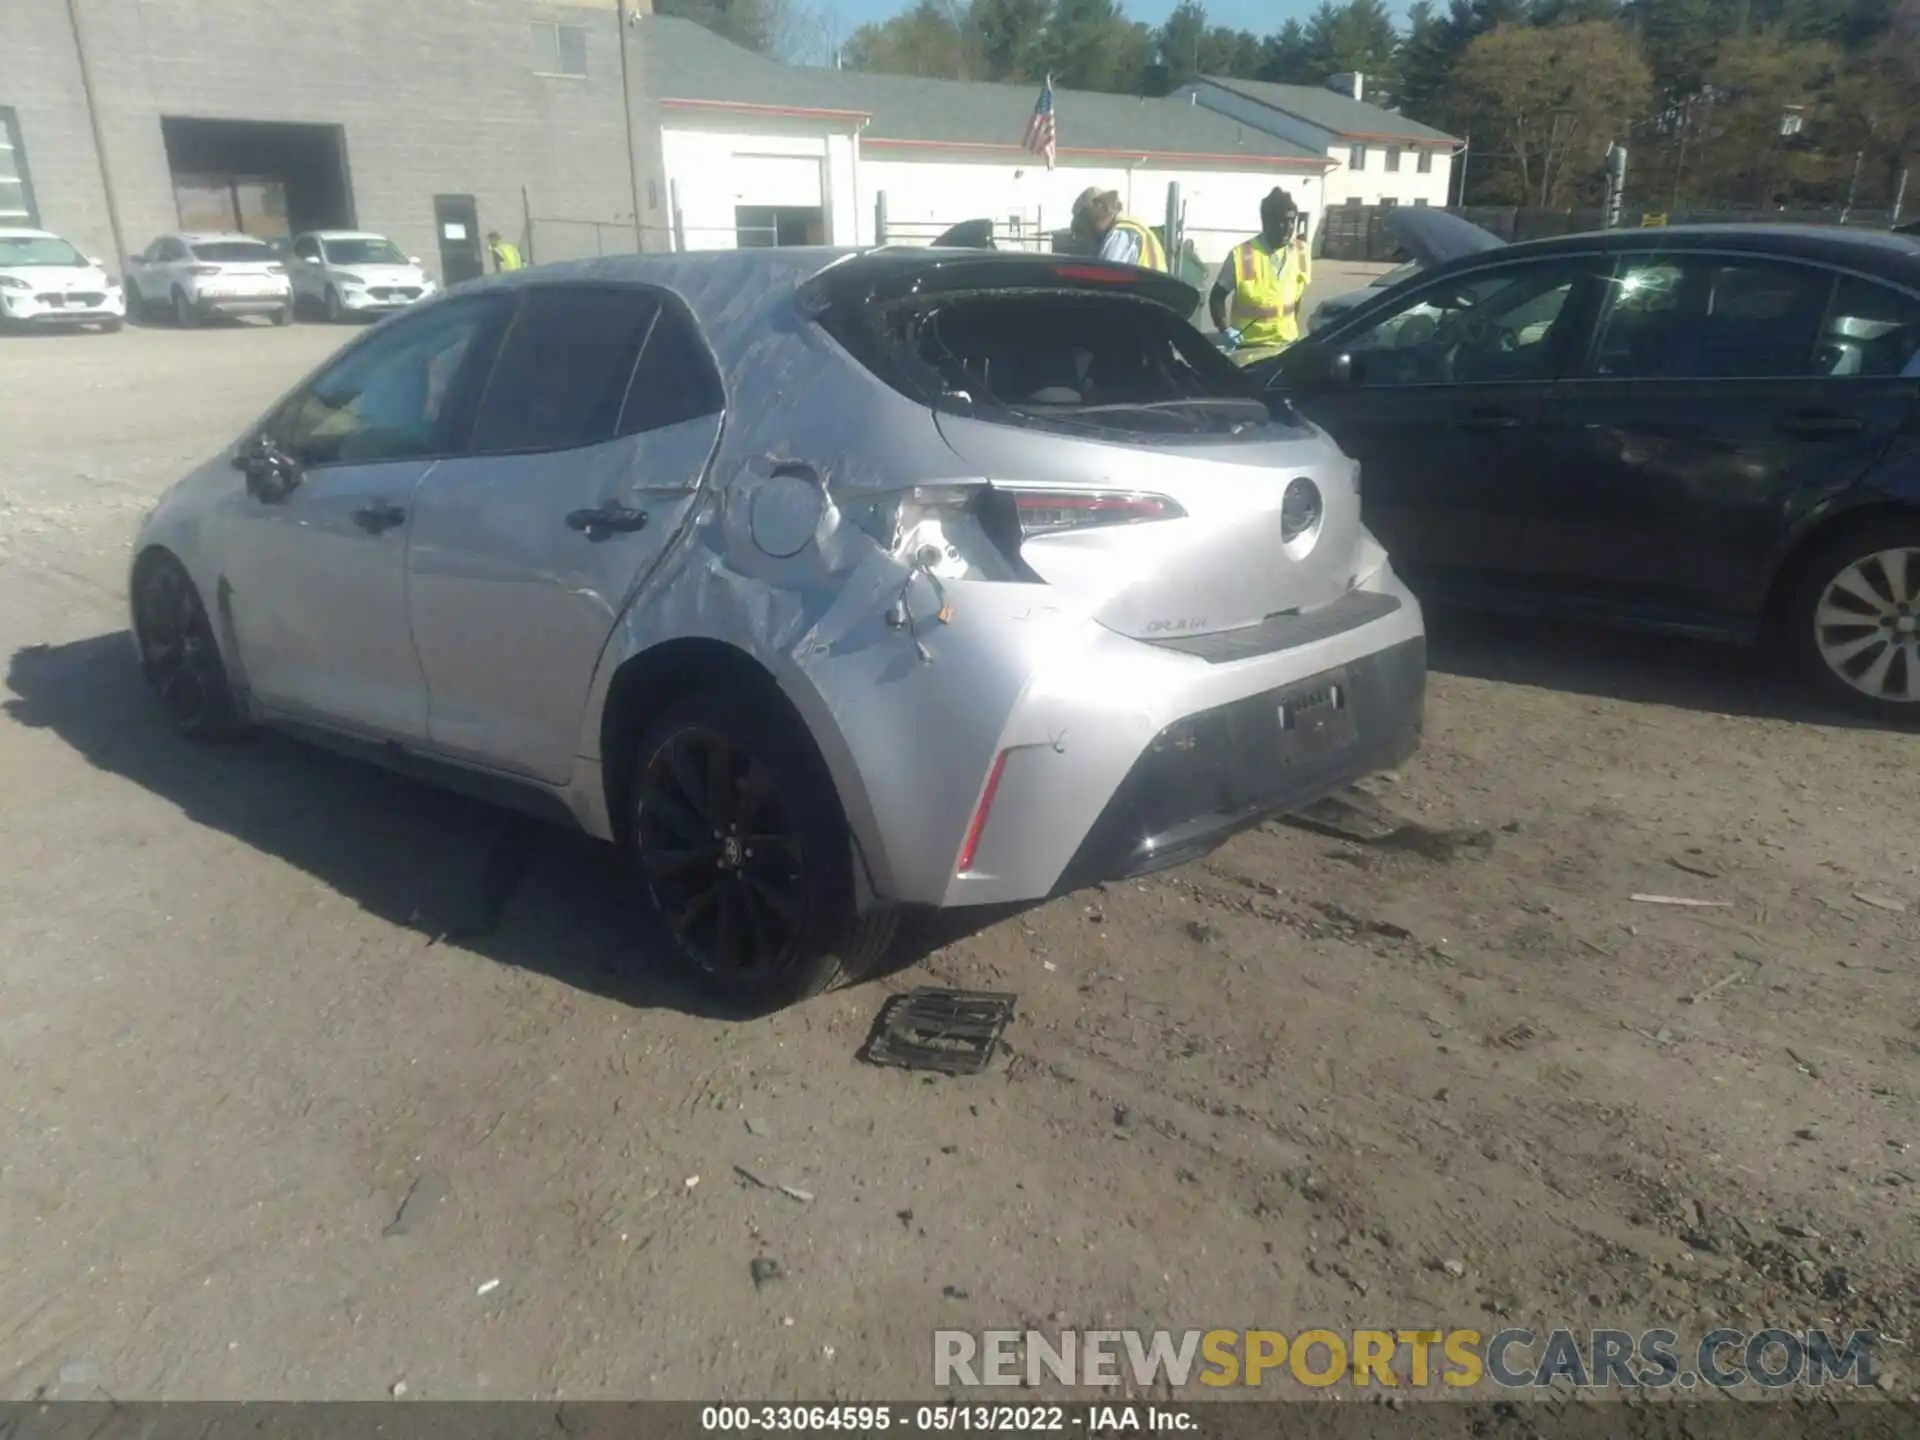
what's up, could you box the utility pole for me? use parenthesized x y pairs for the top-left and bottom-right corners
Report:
(615, 0), (646, 252)
(63, 0), (127, 263)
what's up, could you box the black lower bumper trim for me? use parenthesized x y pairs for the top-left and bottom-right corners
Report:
(1050, 635), (1426, 896)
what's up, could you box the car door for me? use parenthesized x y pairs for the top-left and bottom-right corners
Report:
(1530, 254), (1920, 624)
(216, 293), (515, 737)
(127, 237), (174, 303)
(1267, 253), (1609, 600)
(406, 283), (724, 783)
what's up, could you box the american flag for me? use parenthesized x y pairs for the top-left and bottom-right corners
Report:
(1023, 75), (1057, 170)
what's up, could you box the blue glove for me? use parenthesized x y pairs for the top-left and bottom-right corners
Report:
(1221, 327), (1243, 350)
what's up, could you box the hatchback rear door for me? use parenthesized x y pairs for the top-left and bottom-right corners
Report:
(406, 283), (724, 784)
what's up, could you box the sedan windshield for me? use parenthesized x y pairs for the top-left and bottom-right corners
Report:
(0, 235), (89, 268)
(322, 238), (409, 266)
(190, 241), (278, 263)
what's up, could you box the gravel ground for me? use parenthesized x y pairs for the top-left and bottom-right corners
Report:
(1, 303), (1916, 1409)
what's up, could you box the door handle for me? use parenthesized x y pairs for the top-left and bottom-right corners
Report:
(352, 502), (407, 534)
(1775, 410), (1866, 438)
(566, 503), (650, 539)
(1456, 409), (1523, 430)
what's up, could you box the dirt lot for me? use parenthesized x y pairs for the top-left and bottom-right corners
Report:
(1, 302), (1917, 1408)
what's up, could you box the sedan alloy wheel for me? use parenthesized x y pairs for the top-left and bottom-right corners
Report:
(1799, 535), (1920, 718)
(133, 553), (244, 738)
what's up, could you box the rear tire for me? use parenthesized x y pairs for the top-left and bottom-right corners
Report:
(100, 317), (124, 333)
(132, 551), (249, 740)
(628, 689), (895, 1016)
(272, 302), (292, 327)
(1789, 519), (1920, 724)
(173, 289), (198, 328)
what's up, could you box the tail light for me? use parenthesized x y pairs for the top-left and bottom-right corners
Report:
(1007, 489), (1184, 538)
(189, 264), (221, 276)
(842, 484), (1028, 582)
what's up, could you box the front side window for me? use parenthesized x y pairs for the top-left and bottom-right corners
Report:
(1589, 256), (1836, 379)
(294, 237), (321, 261)
(274, 297), (510, 467)
(1334, 258), (1603, 387)
(469, 287), (661, 455)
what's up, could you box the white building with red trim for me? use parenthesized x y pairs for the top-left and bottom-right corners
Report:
(643, 17), (1335, 267)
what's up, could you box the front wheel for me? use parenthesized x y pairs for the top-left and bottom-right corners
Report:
(324, 287), (345, 323)
(132, 552), (248, 739)
(629, 689), (895, 1016)
(1791, 523), (1920, 723)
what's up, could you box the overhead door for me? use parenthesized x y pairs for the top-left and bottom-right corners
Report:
(728, 155), (823, 209)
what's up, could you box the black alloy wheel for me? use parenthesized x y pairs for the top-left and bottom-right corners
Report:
(133, 553), (245, 739)
(630, 690), (894, 1014)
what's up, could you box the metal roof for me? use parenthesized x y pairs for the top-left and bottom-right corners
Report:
(645, 18), (1327, 167)
(1191, 76), (1458, 145)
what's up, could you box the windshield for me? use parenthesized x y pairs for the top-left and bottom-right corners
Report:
(873, 291), (1271, 438)
(322, 237), (409, 266)
(190, 241), (279, 263)
(0, 235), (90, 268)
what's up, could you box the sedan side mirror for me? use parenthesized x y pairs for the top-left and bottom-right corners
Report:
(233, 436), (304, 503)
(1325, 352), (1355, 386)
(409, 256), (422, 266)
(88, 255), (105, 268)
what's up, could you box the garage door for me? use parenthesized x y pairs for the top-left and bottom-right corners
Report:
(730, 155), (824, 209)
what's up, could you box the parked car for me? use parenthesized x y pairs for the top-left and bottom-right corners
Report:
(1307, 210), (1504, 334)
(287, 230), (437, 322)
(1249, 213), (1920, 721)
(128, 247), (1426, 1013)
(0, 227), (125, 332)
(124, 232), (292, 327)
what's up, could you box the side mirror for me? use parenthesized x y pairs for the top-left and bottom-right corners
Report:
(88, 255), (105, 268)
(233, 436), (304, 503)
(1325, 352), (1355, 386)
(409, 256), (423, 266)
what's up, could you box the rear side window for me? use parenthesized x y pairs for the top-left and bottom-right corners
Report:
(866, 292), (1269, 438)
(618, 302), (725, 436)
(1821, 276), (1920, 377)
(470, 286), (661, 454)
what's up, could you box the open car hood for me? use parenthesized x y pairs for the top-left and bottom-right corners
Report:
(1385, 208), (1504, 268)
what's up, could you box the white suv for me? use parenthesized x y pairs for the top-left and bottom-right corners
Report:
(288, 231), (436, 322)
(0, 227), (125, 333)
(124, 232), (292, 327)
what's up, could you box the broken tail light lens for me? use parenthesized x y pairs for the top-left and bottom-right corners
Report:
(841, 484), (1028, 582)
(1007, 489), (1185, 538)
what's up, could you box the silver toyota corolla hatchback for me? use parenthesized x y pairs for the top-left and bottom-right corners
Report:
(129, 246), (1426, 1013)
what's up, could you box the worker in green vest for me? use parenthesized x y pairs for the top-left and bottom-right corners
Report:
(1209, 187), (1311, 365)
(487, 231), (524, 273)
(1069, 188), (1168, 271)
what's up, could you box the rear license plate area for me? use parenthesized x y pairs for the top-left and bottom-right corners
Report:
(1274, 671), (1356, 766)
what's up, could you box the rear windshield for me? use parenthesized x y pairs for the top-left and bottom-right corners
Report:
(191, 241), (278, 263)
(849, 291), (1276, 440)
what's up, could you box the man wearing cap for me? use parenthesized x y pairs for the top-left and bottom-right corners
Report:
(1069, 188), (1168, 271)
(1209, 188), (1311, 360)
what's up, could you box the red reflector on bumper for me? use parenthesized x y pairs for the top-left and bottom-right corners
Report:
(955, 750), (1011, 874)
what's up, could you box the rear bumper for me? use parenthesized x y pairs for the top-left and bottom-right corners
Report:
(1049, 635), (1423, 894)
(191, 292), (289, 315)
(814, 565), (1427, 910)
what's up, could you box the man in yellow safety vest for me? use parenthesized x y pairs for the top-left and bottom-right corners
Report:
(1208, 187), (1311, 362)
(487, 231), (524, 273)
(1069, 188), (1168, 271)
